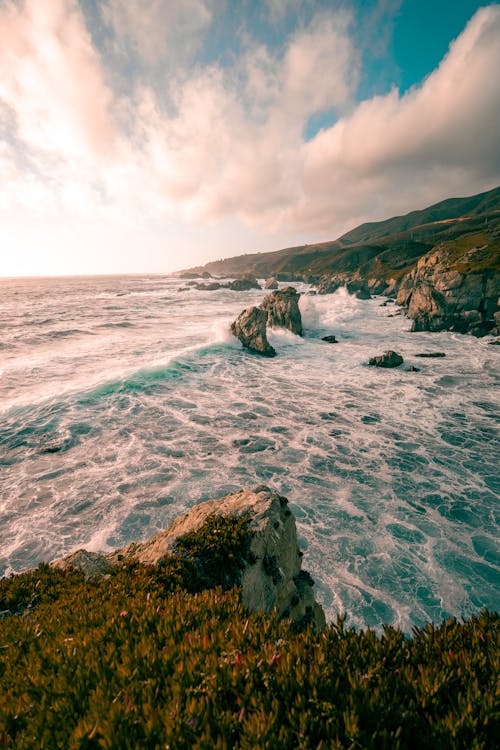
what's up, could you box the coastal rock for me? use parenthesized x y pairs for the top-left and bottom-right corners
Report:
(265, 277), (278, 290)
(260, 287), (303, 335)
(414, 352), (446, 358)
(52, 487), (326, 632)
(368, 350), (404, 368)
(321, 335), (337, 344)
(231, 306), (276, 356)
(194, 282), (222, 291)
(226, 277), (261, 291)
(397, 240), (500, 336)
(51, 549), (112, 578)
(355, 288), (371, 300)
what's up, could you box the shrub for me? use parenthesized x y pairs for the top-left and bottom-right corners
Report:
(0, 515), (498, 749)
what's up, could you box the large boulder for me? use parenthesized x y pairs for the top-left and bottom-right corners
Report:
(260, 286), (303, 335)
(52, 486), (326, 632)
(397, 239), (500, 336)
(231, 306), (276, 356)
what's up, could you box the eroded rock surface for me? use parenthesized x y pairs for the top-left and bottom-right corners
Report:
(397, 239), (500, 336)
(52, 486), (326, 632)
(231, 306), (276, 357)
(260, 286), (303, 335)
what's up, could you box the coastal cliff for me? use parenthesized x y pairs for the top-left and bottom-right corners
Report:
(396, 233), (500, 336)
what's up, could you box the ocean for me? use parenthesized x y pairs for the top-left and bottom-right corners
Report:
(0, 274), (498, 630)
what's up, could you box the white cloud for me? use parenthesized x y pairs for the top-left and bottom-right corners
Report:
(0, 0), (499, 253)
(103, 0), (215, 65)
(294, 4), (500, 230)
(0, 0), (117, 165)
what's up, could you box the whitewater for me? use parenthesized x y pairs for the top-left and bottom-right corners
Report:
(0, 274), (498, 630)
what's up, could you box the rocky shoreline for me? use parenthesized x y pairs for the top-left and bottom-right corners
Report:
(179, 186), (500, 338)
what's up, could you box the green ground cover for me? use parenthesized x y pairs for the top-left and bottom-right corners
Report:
(1, 516), (498, 749)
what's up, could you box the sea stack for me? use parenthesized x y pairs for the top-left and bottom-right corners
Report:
(260, 286), (303, 335)
(231, 306), (276, 356)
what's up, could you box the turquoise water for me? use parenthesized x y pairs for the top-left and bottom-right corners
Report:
(0, 274), (498, 630)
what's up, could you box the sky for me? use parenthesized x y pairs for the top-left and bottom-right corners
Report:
(0, 0), (499, 277)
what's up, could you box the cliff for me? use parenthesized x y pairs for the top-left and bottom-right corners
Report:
(397, 231), (500, 336)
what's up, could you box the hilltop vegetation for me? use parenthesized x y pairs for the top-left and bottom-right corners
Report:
(183, 186), (500, 285)
(1, 516), (498, 749)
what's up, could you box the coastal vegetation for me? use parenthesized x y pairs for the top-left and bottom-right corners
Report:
(1, 515), (498, 749)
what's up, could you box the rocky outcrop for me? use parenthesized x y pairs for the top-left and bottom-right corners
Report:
(191, 278), (261, 292)
(317, 274), (372, 299)
(231, 287), (303, 355)
(226, 277), (261, 291)
(368, 351), (404, 368)
(231, 306), (276, 357)
(260, 286), (303, 335)
(265, 277), (278, 290)
(52, 486), (326, 632)
(397, 239), (500, 336)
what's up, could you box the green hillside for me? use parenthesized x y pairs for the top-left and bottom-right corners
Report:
(183, 186), (500, 283)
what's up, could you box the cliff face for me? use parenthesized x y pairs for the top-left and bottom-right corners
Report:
(52, 486), (326, 632)
(397, 233), (500, 336)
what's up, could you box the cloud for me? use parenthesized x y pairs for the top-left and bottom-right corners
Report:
(103, 0), (215, 65)
(0, 0), (117, 166)
(295, 4), (500, 230)
(0, 1), (499, 245)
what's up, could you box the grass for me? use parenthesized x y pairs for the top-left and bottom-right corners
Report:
(0, 515), (498, 749)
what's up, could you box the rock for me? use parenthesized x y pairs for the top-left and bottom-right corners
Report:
(407, 365), (421, 372)
(414, 352), (446, 358)
(397, 241), (500, 336)
(367, 278), (388, 295)
(51, 549), (112, 578)
(231, 306), (276, 356)
(201, 271), (212, 279)
(265, 277), (278, 290)
(52, 487), (326, 632)
(260, 287), (303, 335)
(226, 278), (261, 291)
(194, 282), (222, 291)
(321, 335), (337, 344)
(355, 288), (371, 300)
(368, 350), (404, 368)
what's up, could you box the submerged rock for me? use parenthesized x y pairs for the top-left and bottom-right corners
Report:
(231, 306), (276, 357)
(414, 352), (446, 358)
(260, 286), (303, 335)
(52, 486), (326, 632)
(194, 282), (222, 291)
(368, 350), (404, 368)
